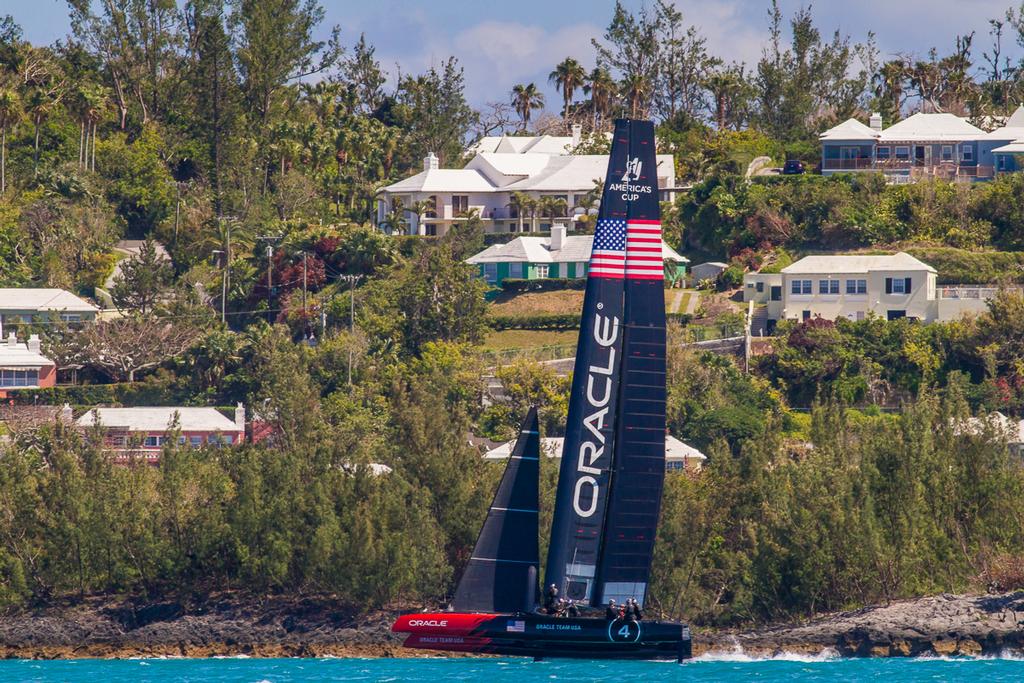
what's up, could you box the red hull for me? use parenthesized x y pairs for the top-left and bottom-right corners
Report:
(392, 612), (692, 661)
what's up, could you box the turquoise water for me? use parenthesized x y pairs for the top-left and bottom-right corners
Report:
(1, 656), (1023, 682)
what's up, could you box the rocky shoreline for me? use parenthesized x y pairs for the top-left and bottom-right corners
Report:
(0, 591), (1022, 660)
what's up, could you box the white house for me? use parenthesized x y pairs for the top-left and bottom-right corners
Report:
(377, 130), (676, 237)
(0, 332), (56, 397)
(466, 225), (688, 285)
(483, 434), (706, 471)
(743, 252), (995, 327)
(0, 288), (99, 325)
(821, 107), (1024, 181)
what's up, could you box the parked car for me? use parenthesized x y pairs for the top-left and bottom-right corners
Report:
(782, 159), (805, 175)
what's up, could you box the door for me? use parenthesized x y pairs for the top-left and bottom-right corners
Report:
(914, 146), (930, 166)
(770, 286), (782, 302)
(840, 147), (860, 169)
(887, 310), (906, 321)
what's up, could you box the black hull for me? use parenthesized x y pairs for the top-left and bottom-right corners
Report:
(392, 612), (693, 661)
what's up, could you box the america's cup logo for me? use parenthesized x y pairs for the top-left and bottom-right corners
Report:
(621, 157), (642, 182)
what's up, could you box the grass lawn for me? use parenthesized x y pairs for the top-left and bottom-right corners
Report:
(481, 329), (578, 351)
(489, 290), (585, 316)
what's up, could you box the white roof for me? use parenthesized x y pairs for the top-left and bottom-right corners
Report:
(878, 113), (984, 142)
(992, 142), (1024, 154)
(381, 168), (494, 194)
(986, 106), (1024, 140)
(76, 407), (240, 432)
(467, 234), (688, 265)
(0, 289), (98, 313)
(956, 411), (1024, 443)
(820, 118), (879, 141)
(382, 152), (675, 196)
(0, 341), (53, 368)
(782, 252), (936, 275)
(483, 435), (706, 462)
(693, 261), (729, 269)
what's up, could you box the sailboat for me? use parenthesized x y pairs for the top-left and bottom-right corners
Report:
(392, 119), (692, 661)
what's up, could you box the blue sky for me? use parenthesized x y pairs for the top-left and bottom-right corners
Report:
(6, 0), (1023, 109)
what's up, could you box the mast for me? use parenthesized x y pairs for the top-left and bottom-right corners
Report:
(452, 408), (541, 613)
(595, 119), (667, 608)
(544, 120), (632, 605)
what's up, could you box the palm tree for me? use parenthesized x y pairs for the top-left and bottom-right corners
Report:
(584, 67), (616, 130)
(539, 195), (568, 220)
(406, 198), (435, 236)
(507, 192), (530, 233)
(621, 74), (651, 119)
(510, 83), (544, 132)
(0, 87), (22, 194)
(549, 57), (586, 123)
(382, 198), (407, 235)
(26, 87), (55, 172)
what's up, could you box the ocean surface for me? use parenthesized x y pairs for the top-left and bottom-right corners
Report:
(1, 655), (1023, 682)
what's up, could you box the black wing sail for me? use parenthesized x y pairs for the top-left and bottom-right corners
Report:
(544, 120), (631, 606)
(596, 119), (667, 608)
(452, 408), (540, 613)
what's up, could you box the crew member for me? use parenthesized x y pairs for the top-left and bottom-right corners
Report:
(633, 598), (643, 621)
(544, 584), (560, 614)
(624, 598), (637, 622)
(605, 599), (618, 620)
(566, 600), (580, 618)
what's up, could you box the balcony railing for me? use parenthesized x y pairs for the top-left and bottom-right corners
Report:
(938, 285), (1019, 300)
(822, 158), (996, 180)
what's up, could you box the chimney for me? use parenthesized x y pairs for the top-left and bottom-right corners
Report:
(551, 224), (566, 252)
(870, 112), (883, 133)
(571, 124), (582, 148)
(27, 334), (40, 353)
(235, 402), (246, 431)
(423, 152), (439, 172)
(6, 332), (15, 349)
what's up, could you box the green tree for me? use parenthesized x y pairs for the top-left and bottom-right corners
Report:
(548, 57), (586, 122)
(111, 237), (174, 314)
(510, 82), (544, 132)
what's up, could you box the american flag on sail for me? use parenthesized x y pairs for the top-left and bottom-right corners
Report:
(589, 218), (626, 279)
(625, 219), (664, 280)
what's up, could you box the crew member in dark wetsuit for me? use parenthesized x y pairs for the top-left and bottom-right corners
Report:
(566, 600), (580, 618)
(544, 584), (560, 615)
(605, 599), (618, 620)
(633, 598), (643, 621)
(624, 598), (637, 622)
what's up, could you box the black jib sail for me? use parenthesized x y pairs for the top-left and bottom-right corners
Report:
(451, 408), (540, 613)
(595, 119), (667, 608)
(545, 120), (632, 605)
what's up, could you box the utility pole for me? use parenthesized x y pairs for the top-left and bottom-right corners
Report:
(339, 274), (364, 385)
(255, 235), (282, 323)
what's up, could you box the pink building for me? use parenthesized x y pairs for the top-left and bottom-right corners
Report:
(76, 404), (246, 464)
(0, 332), (56, 398)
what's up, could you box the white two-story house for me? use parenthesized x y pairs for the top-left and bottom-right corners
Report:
(744, 253), (993, 329)
(376, 128), (677, 237)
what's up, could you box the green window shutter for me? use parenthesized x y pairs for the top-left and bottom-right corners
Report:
(550, 264), (560, 278)
(885, 277), (892, 294)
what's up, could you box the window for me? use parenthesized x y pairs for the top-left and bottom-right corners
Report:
(999, 156), (1008, 171)
(802, 310), (811, 320)
(222, 435), (234, 445)
(60, 314), (81, 322)
(535, 264), (549, 278)
(482, 264), (498, 282)
(856, 311), (866, 321)
(452, 195), (469, 215)
(887, 310), (906, 321)
(143, 436), (166, 447)
(770, 286), (782, 302)
(0, 369), (39, 388)
(190, 436), (203, 448)
(819, 280), (839, 294)
(509, 262), (524, 278)
(110, 435), (127, 447)
(942, 145), (953, 161)
(665, 461), (685, 471)
(425, 195), (437, 218)
(178, 436), (187, 445)
(846, 279), (867, 294)
(578, 262), (587, 276)
(876, 146), (891, 161)
(895, 146), (910, 161)
(756, 281), (764, 293)
(891, 278), (905, 294)
(961, 146), (974, 162)
(887, 276), (911, 294)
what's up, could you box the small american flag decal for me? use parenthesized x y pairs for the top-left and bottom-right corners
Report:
(506, 620), (525, 633)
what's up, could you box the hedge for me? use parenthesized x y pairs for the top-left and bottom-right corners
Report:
(9, 382), (187, 407)
(489, 312), (694, 331)
(500, 278), (587, 293)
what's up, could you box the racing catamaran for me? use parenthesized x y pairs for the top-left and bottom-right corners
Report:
(392, 119), (692, 661)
